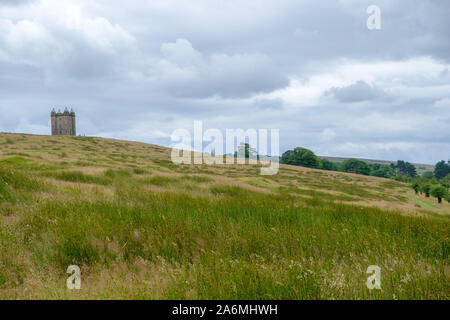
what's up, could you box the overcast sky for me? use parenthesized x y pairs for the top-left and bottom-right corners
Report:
(0, 0), (449, 164)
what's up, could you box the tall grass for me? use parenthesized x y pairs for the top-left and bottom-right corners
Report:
(0, 167), (41, 203)
(0, 134), (448, 299)
(15, 186), (449, 299)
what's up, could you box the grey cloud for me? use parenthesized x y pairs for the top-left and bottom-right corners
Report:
(324, 80), (394, 103)
(0, 0), (449, 164)
(155, 39), (289, 98)
(253, 98), (284, 110)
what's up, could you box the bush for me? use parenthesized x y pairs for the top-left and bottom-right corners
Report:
(422, 183), (431, 197)
(434, 160), (450, 180)
(411, 182), (420, 195)
(341, 159), (371, 176)
(281, 148), (320, 168)
(371, 164), (394, 178)
(320, 159), (338, 171)
(430, 185), (448, 204)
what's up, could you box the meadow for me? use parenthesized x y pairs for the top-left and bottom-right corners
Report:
(0, 133), (448, 299)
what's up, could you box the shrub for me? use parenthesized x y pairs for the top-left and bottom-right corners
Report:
(430, 185), (448, 204)
(341, 159), (371, 176)
(320, 159), (338, 171)
(281, 147), (320, 168)
(422, 184), (431, 198)
(411, 182), (420, 195)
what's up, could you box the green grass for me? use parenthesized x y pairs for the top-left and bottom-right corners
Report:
(45, 171), (112, 185)
(405, 194), (440, 210)
(15, 189), (450, 299)
(0, 167), (42, 203)
(210, 185), (251, 197)
(0, 133), (448, 299)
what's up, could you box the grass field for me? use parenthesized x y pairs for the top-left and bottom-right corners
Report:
(0, 133), (449, 299)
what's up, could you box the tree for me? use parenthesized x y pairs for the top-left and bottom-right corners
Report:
(430, 185), (448, 204)
(234, 143), (257, 159)
(320, 158), (338, 171)
(393, 160), (417, 178)
(421, 171), (434, 179)
(422, 184), (431, 198)
(434, 160), (450, 180)
(411, 182), (420, 195)
(371, 164), (394, 178)
(441, 173), (450, 188)
(281, 147), (320, 168)
(341, 159), (371, 175)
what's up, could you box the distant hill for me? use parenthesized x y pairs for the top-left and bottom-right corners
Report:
(319, 156), (435, 173)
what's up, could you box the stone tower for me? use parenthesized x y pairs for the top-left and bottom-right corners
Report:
(51, 108), (76, 136)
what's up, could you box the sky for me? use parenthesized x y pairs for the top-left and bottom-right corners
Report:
(0, 0), (449, 164)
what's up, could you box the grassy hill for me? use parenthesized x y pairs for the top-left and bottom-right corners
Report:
(0, 133), (448, 299)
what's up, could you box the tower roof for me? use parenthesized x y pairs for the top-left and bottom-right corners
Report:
(51, 108), (75, 116)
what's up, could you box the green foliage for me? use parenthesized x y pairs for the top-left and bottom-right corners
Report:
(320, 158), (338, 171)
(234, 143), (257, 159)
(370, 164), (394, 178)
(422, 171), (434, 179)
(411, 181), (420, 194)
(434, 160), (450, 180)
(422, 183), (432, 197)
(341, 158), (371, 175)
(281, 147), (320, 168)
(441, 174), (450, 188)
(394, 174), (411, 183)
(430, 185), (448, 203)
(391, 160), (417, 178)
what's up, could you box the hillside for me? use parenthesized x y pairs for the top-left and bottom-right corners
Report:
(0, 133), (449, 299)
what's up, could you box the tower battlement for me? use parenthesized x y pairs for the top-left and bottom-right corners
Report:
(51, 108), (76, 136)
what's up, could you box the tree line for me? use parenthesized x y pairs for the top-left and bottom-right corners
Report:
(280, 147), (449, 204)
(410, 160), (450, 204)
(280, 147), (416, 179)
